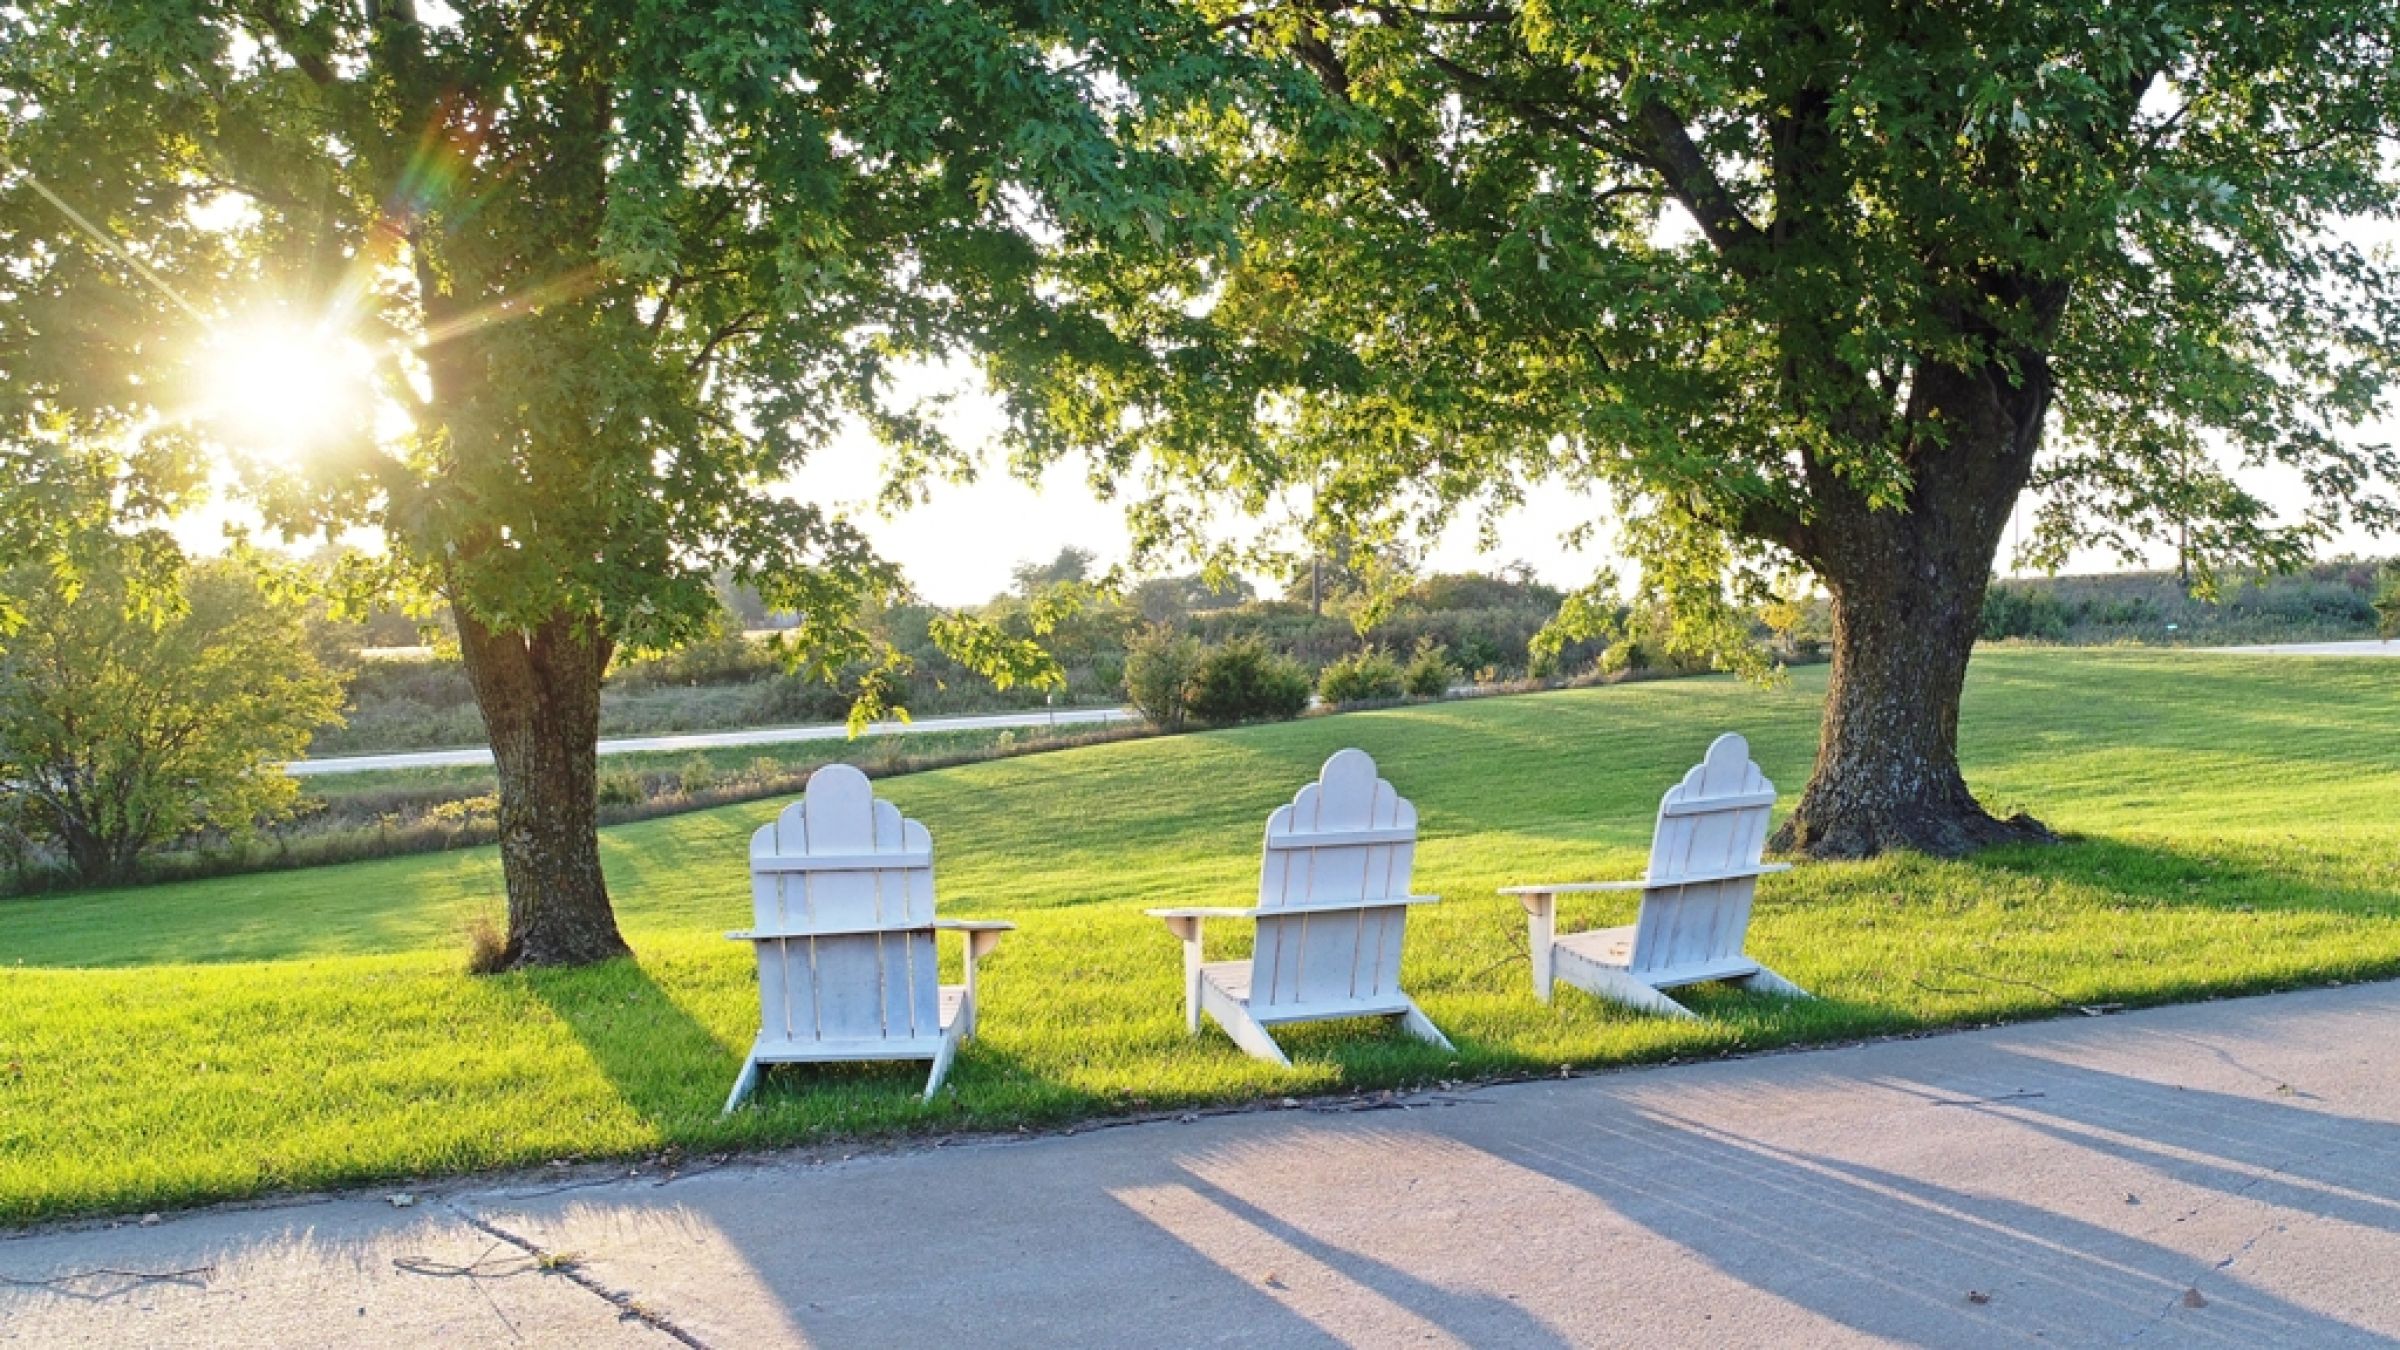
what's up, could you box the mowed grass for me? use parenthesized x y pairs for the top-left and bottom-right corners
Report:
(3, 649), (2398, 1224)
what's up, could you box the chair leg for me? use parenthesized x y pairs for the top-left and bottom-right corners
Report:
(1555, 955), (1701, 1021)
(1517, 892), (1557, 1002)
(1156, 916), (1206, 1035)
(1396, 998), (1456, 1054)
(1200, 979), (1292, 1067)
(925, 1013), (968, 1101)
(722, 1053), (761, 1115)
(1737, 963), (1810, 999)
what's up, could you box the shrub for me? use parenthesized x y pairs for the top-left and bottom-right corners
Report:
(596, 767), (645, 806)
(1980, 584), (2072, 642)
(1318, 648), (1404, 705)
(1123, 625), (1205, 730)
(2377, 565), (2400, 639)
(1186, 637), (1312, 726)
(1401, 641), (1456, 699)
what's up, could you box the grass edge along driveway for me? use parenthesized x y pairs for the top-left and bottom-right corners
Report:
(4, 649), (2399, 1226)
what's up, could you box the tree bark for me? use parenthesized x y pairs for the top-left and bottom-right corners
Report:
(1772, 357), (2060, 859)
(454, 609), (630, 968)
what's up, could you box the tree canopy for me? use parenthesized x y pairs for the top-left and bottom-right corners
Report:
(998, 0), (2400, 854)
(1027, 1), (2400, 581)
(0, 0), (1223, 961)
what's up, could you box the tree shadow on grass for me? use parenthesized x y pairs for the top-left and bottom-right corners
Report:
(519, 957), (747, 1135)
(518, 951), (1136, 1147)
(1959, 834), (2400, 922)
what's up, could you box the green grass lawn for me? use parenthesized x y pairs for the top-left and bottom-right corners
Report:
(4, 649), (2398, 1225)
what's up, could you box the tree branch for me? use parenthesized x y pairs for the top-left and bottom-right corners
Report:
(241, 2), (338, 87)
(1629, 94), (1766, 270)
(1423, 52), (1639, 161)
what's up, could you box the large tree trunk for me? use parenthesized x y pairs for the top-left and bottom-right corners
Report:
(455, 610), (629, 968)
(58, 817), (130, 888)
(1772, 358), (2060, 859)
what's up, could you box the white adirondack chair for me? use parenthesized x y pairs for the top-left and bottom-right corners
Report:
(724, 764), (1011, 1111)
(1148, 748), (1454, 1065)
(1500, 733), (1807, 1018)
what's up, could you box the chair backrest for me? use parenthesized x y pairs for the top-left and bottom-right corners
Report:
(1250, 748), (1419, 1011)
(1629, 733), (1777, 976)
(746, 764), (939, 1045)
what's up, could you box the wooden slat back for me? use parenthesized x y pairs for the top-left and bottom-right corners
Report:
(1630, 734), (1775, 975)
(1252, 748), (1417, 1010)
(747, 765), (940, 1045)
(754, 931), (940, 1046)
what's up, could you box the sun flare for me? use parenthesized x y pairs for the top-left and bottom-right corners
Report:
(198, 321), (376, 462)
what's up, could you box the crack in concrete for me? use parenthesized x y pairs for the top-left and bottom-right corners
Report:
(445, 1203), (710, 1349)
(2123, 1149), (2318, 1343)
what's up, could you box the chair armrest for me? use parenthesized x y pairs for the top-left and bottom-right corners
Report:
(1148, 896), (1439, 922)
(1501, 862), (1792, 898)
(1496, 880), (1647, 897)
(936, 919), (1011, 969)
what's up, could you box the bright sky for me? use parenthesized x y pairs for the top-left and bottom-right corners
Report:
(778, 400), (2398, 608)
(780, 417), (1615, 607)
(171, 239), (2400, 608)
(176, 386), (2395, 608)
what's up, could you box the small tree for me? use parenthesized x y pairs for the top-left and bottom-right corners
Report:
(1123, 625), (1206, 731)
(1009, 548), (1101, 601)
(0, 557), (345, 886)
(1401, 641), (1456, 699)
(2376, 565), (2400, 640)
(1319, 649), (1404, 706)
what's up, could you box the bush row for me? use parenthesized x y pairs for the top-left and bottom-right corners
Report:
(0, 724), (1152, 897)
(1124, 630), (1467, 728)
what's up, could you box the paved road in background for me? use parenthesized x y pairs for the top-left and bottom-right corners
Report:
(2205, 638), (2400, 657)
(289, 637), (2399, 779)
(282, 705), (1138, 777)
(9, 981), (2398, 1347)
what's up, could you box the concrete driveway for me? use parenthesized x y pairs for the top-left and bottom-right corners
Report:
(7, 981), (2399, 1347)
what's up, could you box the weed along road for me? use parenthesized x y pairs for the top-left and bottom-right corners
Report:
(282, 706), (1139, 777)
